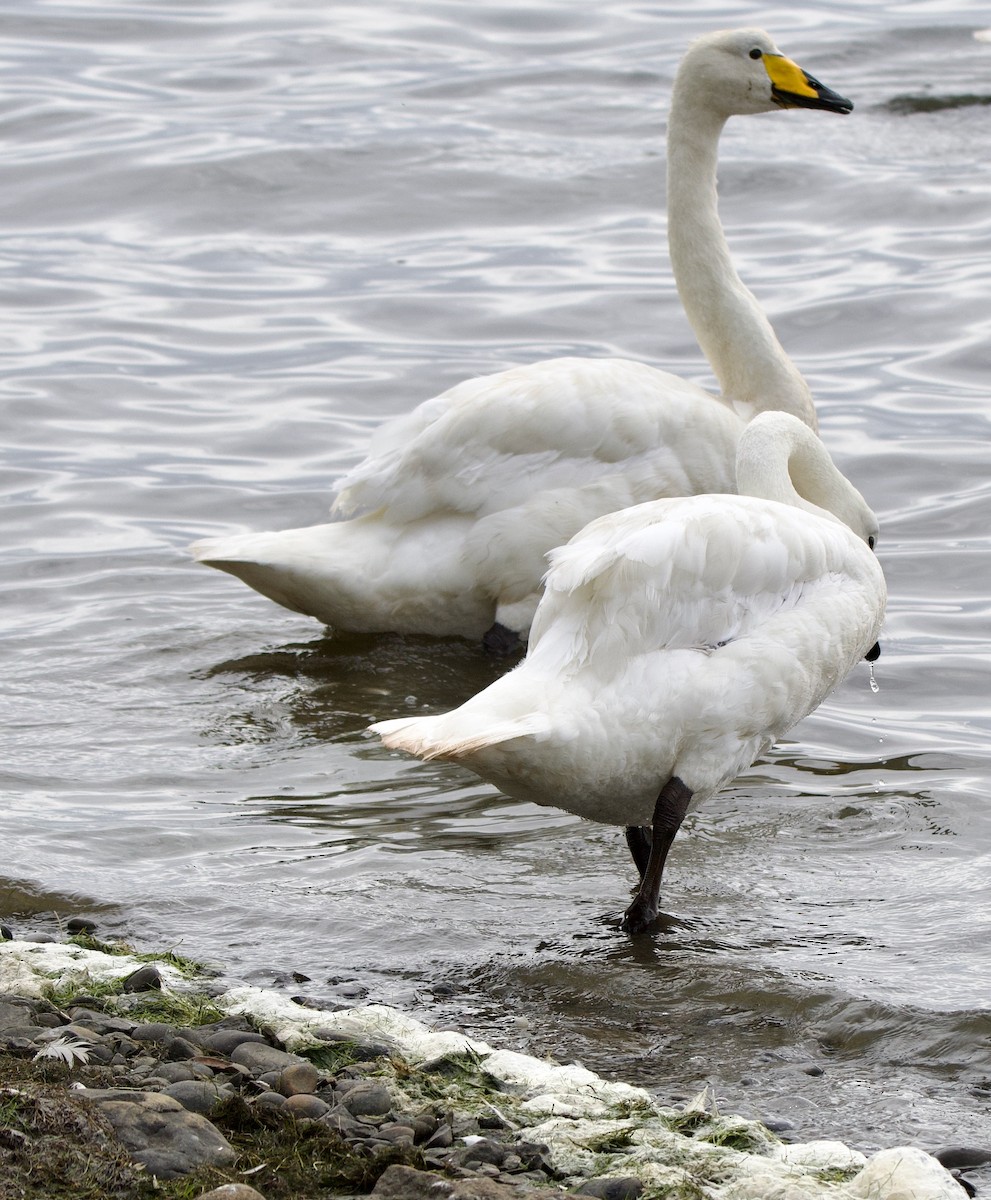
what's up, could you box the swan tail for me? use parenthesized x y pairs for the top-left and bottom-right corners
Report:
(370, 711), (550, 761)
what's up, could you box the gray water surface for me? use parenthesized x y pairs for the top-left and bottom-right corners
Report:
(3, 0), (991, 1159)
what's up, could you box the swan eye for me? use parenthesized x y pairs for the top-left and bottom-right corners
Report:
(749, 48), (763, 60)
(868, 535), (876, 550)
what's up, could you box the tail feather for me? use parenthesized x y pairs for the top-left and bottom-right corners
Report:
(370, 711), (550, 761)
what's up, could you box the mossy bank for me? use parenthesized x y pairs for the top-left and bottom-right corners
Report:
(0, 935), (980, 1200)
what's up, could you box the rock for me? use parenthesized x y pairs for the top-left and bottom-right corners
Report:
(457, 1138), (507, 1167)
(283, 1093), (331, 1119)
(0, 924), (13, 940)
(230, 1041), (305, 1075)
(275, 1061), (322, 1097)
(166, 1035), (200, 1061)
(254, 1092), (287, 1112)
(200, 1028), (270, 1056)
(372, 1164), (558, 1200)
(65, 917), (98, 934)
(0, 997), (40, 1032)
(423, 1123), (454, 1149)
(123, 964), (163, 993)
(163, 1080), (232, 1116)
(575, 1178), (644, 1200)
(77, 1088), (236, 1179)
(849, 1147), (966, 1200)
(320, 1105), (362, 1136)
(154, 1062), (203, 1084)
(377, 1123), (417, 1145)
(934, 1146), (991, 1171)
(337, 1080), (393, 1117)
(195, 1187), (268, 1200)
(132, 1022), (177, 1044)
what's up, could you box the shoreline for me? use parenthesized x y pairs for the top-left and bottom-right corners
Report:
(0, 933), (983, 1200)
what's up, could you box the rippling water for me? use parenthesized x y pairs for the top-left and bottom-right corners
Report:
(3, 0), (991, 1160)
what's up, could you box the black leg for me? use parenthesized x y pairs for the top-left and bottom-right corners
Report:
(482, 622), (523, 657)
(624, 826), (652, 880)
(621, 777), (693, 934)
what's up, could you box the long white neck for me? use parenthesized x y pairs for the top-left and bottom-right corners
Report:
(666, 94), (818, 432)
(735, 412), (877, 541)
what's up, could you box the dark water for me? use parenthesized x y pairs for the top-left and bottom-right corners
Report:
(3, 0), (991, 1159)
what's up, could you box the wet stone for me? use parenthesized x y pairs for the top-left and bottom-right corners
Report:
(457, 1138), (507, 1168)
(196, 1186), (269, 1200)
(163, 1080), (232, 1115)
(77, 1088), (236, 1179)
(231, 1040), (306, 1075)
(338, 1079), (393, 1117)
(65, 917), (98, 934)
(424, 1124), (454, 1149)
(275, 1061), (322, 1096)
(153, 1062), (202, 1084)
(200, 1028), (270, 1056)
(377, 1122), (417, 1145)
(575, 1177), (645, 1200)
(132, 1021), (176, 1044)
(123, 964), (163, 992)
(283, 1093), (332, 1119)
(319, 1105), (362, 1136)
(934, 1147), (991, 1171)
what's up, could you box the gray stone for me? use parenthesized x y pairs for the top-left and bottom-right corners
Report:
(230, 1041), (306, 1075)
(132, 1022), (176, 1044)
(190, 1186), (267, 1200)
(377, 1123), (417, 1146)
(162, 1079), (232, 1115)
(165, 1034), (199, 1061)
(424, 1123), (454, 1149)
(65, 917), (98, 934)
(276, 1061), (322, 1097)
(200, 1028), (270, 1056)
(576, 1178), (645, 1200)
(68, 1009), (136, 1035)
(0, 998), (39, 1032)
(154, 1062), (201, 1084)
(934, 1147), (991, 1171)
(372, 1164), (559, 1200)
(254, 1091), (287, 1111)
(457, 1138), (506, 1168)
(337, 1079), (393, 1117)
(319, 1105), (361, 1136)
(283, 1093), (331, 1119)
(123, 964), (163, 993)
(77, 1088), (235, 1179)
(410, 1113), (439, 1143)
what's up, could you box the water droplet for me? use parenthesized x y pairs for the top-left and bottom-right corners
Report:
(868, 662), (879, 694)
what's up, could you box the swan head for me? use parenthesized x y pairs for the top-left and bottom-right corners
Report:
(736, 411), (879, 547)
(676, 29), (853, 121)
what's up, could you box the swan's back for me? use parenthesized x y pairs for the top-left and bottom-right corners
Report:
(528, 495), (884, 683)
(332, 358), (741, 523)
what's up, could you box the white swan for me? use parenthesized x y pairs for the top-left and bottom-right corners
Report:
(370, 412), (886, 933)
(192, 30), (853, 649)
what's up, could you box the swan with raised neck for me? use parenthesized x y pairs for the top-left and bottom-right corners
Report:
(193, 30), (854, 645)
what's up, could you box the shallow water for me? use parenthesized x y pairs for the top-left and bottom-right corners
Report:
(3, 0), (991, 1162)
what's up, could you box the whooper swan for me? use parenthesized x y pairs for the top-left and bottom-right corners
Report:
(193, 30), (853, 650)
(371, 412), (886, 933)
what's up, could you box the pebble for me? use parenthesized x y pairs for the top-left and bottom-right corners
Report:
(282, 1093), (332, 1119)
(123, 964), (163, 992)
(338, 1079), (394, 1117)
(275, 1061), (322, 1096)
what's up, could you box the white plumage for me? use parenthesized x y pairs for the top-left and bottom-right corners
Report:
(371, 412), (886, 932)
(192, 29), (853, 647)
